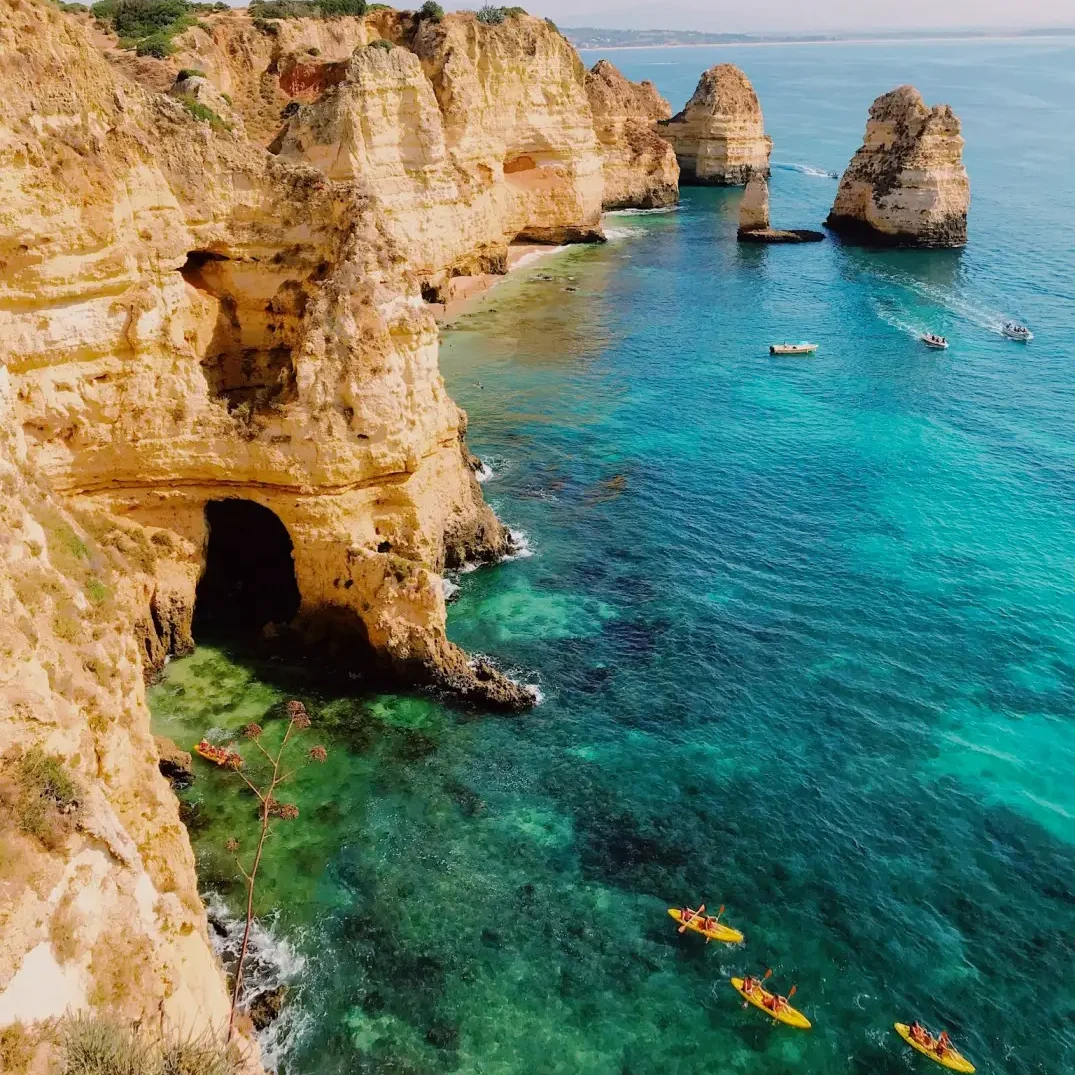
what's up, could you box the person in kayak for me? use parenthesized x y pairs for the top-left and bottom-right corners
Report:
(935, 1031), (952, 1056)
(741, 976), (757, 996)
(908, 1021), (929, 1045)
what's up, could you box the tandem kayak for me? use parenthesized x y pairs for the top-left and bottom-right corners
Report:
(894, 1024), (975, 1073)
(731, 977), (812, 1029)
(667, 908), (744, 944)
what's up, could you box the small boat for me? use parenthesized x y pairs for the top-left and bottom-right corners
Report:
(195, 739), (243, 769)
(1001, 320), (1033, 342)
(894, 1023), (975, 1073)
(770, 342), (818, 356)
(921, 333), (949, 350)
(667, 907), (744, 944)
(731, 977), (811, 1029)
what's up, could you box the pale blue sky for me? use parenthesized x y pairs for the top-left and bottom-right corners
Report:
(530, 0), (1073, 31)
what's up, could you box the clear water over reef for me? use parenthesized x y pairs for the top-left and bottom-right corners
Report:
(149, 38), (1075, 1075)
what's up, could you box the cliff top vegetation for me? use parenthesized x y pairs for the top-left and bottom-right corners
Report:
(90, 0), (228, 55)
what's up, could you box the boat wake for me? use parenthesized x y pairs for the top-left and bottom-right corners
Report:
(870, 298), (932, 341)
(775, 162), (839, 179)
(204, 893), (309, 1072)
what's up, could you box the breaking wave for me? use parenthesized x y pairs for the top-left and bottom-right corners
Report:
(775, 162), (839, 178)
(204, 892), (309, 1072)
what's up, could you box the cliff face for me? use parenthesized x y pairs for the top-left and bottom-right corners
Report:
(826, 85), (970, 247)
(270, 14), (605, 291)
(658, 63), (771, 185)
(0, 370), (234, 1056)
(585, 60), (678, 210)
(1, 0), (536, 1051)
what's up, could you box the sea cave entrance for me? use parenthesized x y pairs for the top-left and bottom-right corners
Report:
(192, 499), (301, 640)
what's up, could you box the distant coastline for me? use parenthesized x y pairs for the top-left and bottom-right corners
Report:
(565, 25), (1075, 50)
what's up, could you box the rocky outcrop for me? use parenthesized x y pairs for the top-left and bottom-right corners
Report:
(658, 63), (771, 185)
(585, 59), (678, 210)
(826, 85), (970, 247)
(269, 14), (605, 293)
(154, 737), (195, 790)
(737, 175), (825, 244)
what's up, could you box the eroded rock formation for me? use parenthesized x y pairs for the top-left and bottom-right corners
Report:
(659, 63), (771, 185)
(585, 59), (679, 210)
(826, 85), (970, 247)
(737, 175), (825, 244)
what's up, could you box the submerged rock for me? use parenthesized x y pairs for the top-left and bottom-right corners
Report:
(658, 64), (771, 186)
(826, 85), (970, 247)
(585, 59), (679, 210)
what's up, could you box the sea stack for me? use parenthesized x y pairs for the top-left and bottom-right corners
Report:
(658, 63), (771, 185)
(585, 59), (679, 210)
(826, 85), (970, 247)
(737, 175), (825, 243)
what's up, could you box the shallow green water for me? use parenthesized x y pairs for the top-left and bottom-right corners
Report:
(150, 38), (1075, 1075)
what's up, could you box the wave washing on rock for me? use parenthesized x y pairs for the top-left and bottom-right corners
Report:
(204, 893), (309, 1072)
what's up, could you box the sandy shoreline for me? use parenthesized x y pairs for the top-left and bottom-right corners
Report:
(434, 243), (568, 322)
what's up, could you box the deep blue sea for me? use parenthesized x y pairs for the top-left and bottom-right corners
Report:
(149, 38), (1075, 1075)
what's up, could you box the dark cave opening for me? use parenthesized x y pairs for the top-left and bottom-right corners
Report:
(192, 499), (301, 639)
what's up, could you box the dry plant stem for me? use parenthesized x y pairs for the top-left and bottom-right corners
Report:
(227, 718), (296, 1040)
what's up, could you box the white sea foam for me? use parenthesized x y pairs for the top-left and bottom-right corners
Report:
(512, 245), (568, 271)
(603, 226), (642, 242)
(474, 461), (494, 483)
(504, 528), (535, 561)
(442, 577), (460, 602)
(604, 206), (681, 216)
(203, 893), (309, 1072)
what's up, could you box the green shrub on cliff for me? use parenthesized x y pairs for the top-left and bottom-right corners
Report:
(475, 4), (504, 21)
(249, 0), (368, 17)
(91, 0), (227, 54)
(176, 66), (206, 80)
(178, 95), (231, 131)
(418, 0), (444, 20)
(6, 746), (82, 848)
(368, 36), (393, 48)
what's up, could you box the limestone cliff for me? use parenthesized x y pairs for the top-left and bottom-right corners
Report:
(658, 63), (771, 186)
(826, 85), (970, 247)
(269, 13), (605, 292)
(584, 60), (678, 210)
(2, 0), (537, 1057)
(0, 366), (237, 1062)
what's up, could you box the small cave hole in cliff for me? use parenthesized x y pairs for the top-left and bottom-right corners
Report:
(192, 499), (301, 640)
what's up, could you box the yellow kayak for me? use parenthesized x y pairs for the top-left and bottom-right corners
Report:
(895, 1024), (975, 1073)
(731, 977), (812, 1029)
(668, 908), (744, 944)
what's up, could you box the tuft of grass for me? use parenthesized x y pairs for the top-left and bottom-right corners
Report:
(179, 95), (232, 130)
(58, 1017), (238, 1075)
(11, 747), (82, 847)
(367, 36), (392, 48)
(53, 609), (83, 643)
(86, 576), (110, 605)
(0, 1023), (36, 1075)
(60, 1016), (155, 1075)
(176, 66), (206, 79)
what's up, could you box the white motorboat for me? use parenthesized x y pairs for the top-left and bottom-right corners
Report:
(921, 333), (949, 350)
(1001, 320), (1033, 342)
(769, 342), (818, 356)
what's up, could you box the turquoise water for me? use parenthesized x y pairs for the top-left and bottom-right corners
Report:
(150, 40), (1075, 1075)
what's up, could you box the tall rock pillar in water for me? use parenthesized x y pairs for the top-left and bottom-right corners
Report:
(826, 85), (970, 247)
(657, 63), (771, 185)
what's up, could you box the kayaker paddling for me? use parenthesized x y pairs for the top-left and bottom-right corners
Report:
(894, 1022), (975, 1073)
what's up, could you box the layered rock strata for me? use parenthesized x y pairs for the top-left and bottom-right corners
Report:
(269, 14), (605, 294)
(826, 85), (970, 247)
(658, 63), (771, 185)
(737, 175), (825, 243)
(585, 59), (679, 210)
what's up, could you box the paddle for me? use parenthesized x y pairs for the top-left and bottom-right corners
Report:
(678, 903), (705, 934)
